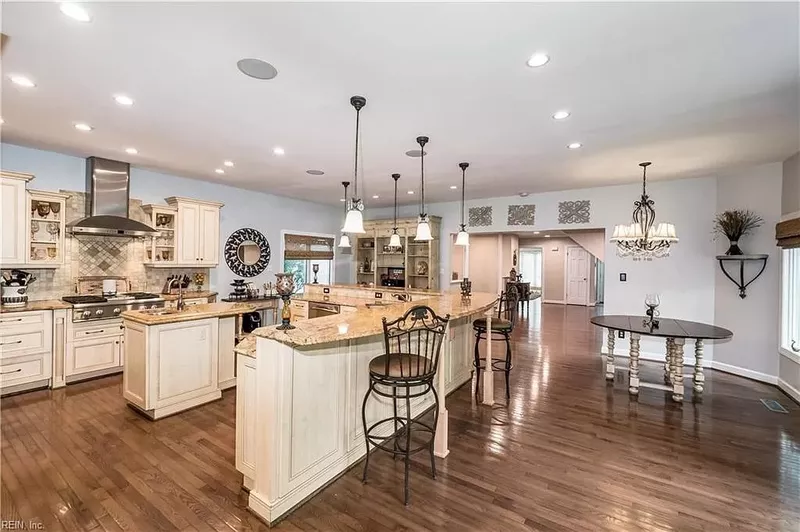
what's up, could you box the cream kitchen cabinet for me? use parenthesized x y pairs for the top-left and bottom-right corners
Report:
(0, 310), (54, 395)
(288, 300), (309, 321)
(166, 197), (223, 267)
(65, 319), (124, 381)
(0, 171), (34, 267)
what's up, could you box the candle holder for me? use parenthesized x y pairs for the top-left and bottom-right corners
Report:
(460, 277), (472, 302)
(275, 272), (296, 330)
(312, 263), (319, 284)
(643, 293), (660, 328)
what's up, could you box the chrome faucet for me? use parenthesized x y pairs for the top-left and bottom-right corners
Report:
(168, 278), (185, 311)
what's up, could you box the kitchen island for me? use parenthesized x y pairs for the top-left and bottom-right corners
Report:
(236, 291), (498, 524)
(121, 302), (254, 419)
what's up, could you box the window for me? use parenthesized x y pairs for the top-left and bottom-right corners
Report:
(519, 248), (542, 289)
(283, 233), (335, 293)
(781, 248), (800, 357)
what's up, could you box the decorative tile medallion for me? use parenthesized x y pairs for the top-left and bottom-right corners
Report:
(558, 200), (591, 224)
(507, 204), (536, 226)
(77, 237), (130, 277)
(468, 206), (493, 227)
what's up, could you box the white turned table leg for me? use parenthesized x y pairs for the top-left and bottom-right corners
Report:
(434, 325), (450, 458)
(693, 339), (705, 394)
(672, 338), (685, 402)
(481, 308), (494, 406)
(629, 333), (641, 395)
(664, 338), (674, 384)
(605, 328), (616, 380)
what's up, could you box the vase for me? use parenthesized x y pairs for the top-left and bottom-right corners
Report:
(726, 240), (743, 256)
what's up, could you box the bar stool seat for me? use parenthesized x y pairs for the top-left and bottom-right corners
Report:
(361, 305), (450, 506)
(472, 317), (512, 331)
(473, 287), (519, 399)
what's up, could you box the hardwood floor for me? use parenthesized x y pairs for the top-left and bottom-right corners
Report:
(2, 302), (799, 531)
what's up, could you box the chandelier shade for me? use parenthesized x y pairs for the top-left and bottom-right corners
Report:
(345, 95), (367, 234)
(342, 208), (365, 234)
(338, 180), (351, 248)
(415, 215), (433, 242)
(610, 162), (679, 260)
(388, 232), (402, 248)
(338, 234), (351, 248)
(455, 226), (470, 246)
(414, 136), (433, 242)
(389, 173), (402, 249)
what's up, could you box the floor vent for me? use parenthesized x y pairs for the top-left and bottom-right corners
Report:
(760, 399), (789, 414)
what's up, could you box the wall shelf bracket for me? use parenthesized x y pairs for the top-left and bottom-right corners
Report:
(716, 254), (768, 299)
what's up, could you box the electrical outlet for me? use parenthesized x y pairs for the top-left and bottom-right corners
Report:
(375, 292), (383, 299)
(618, 330), (625, 339)
(323, 287), (330, 294)
(619, 273), (627, 282)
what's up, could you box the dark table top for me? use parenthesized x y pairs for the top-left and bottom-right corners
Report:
(590, 315), (733, 340)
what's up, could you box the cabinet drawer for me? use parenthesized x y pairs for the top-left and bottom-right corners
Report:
(0, 329), (47, 358)
(0, 311), (46, 330)
(1, 354), (47, 388)
(72, 323), (123, 341)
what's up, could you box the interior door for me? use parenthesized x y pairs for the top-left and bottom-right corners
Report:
(177, 203), (199, 264)
(566, 246), (590, 306)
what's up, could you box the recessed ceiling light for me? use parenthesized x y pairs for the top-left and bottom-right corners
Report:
(405, 150), (427, 158)
(552, 110), (570, 120)
(372, 195), (380, 199)
(306, 169), (325, 176)
(567, 142), (582, 150)
(9, 75), (35, 88)
(407, 190), (415, 195)
(215, 168), (225, 175)
(533, 231), (540, 235)
(113, 94), (134, 106)
(450, 185), (458, 190)
(237, 58), (278, 80)
(223, 160), (234, 167)
(519, 192), (530, 197)
(526, 52), (550, 68)
(125, 147), (138, 155)
(544, 234), (551, 238)
(59, 3), (91, 22)
(273, 147), (285, 156)
(74, 123), (93, 131)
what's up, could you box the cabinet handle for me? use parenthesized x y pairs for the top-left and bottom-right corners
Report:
(0, 368), (22, 375)
(84, 330), (105, 335)
(0, 340), (22, 346)
(792, 340), (799, 353)
(0, 318), (23, 323)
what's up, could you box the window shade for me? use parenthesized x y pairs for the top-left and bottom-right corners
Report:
(776, 217), (800, 249)
(284, 234), (335, 260)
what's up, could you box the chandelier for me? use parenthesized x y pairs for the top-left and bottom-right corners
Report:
(610, 162), (678, 260)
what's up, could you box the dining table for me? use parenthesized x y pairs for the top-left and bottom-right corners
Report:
(589, 315), (733, 402)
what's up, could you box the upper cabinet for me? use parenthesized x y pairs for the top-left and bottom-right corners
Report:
(166, 197), (223, 267)
(0, 172), (33, 266)
(1, 172), (69, 269)
(142, 204), (178, 266)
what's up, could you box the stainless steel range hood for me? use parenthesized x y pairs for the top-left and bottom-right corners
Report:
(67, 157), (158, 237)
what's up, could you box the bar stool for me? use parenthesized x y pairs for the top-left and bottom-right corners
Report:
(361, 305), (450, 505)
(473, 287), (519, 399)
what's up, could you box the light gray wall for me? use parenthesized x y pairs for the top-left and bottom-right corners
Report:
(1, 143), (348, 292)
(782, 152), (800, 216)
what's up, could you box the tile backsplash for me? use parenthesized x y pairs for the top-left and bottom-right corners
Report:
(4, 189), (209, 300)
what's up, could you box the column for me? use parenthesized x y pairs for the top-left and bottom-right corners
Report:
(605, 328), (616, 380)
(672, 338), (685, 402)
(628, 332), (640, 395)
(664, 337), (674, 384)
(693, 339), (705, 394)
(434, 323), (451, 458)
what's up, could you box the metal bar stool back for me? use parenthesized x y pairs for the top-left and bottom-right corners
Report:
(362, 305), (450, 505)
(473, 286), (520, 398)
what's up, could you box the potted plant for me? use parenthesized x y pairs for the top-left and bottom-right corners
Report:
(712, 209), (763, 255)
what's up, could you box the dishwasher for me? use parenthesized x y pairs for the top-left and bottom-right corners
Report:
(308, 302), (340, 319)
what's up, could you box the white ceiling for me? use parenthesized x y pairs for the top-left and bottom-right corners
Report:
(1, 2), (798, 207)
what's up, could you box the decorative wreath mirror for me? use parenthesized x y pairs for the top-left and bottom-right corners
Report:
(224, 228), (271, 277)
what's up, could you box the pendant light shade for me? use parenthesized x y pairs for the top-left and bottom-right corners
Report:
(414, 135), (433, 241)
(345, 95), (367, 234)
(342, 208), (365, 234)
(455, 162), (469, 246)
(338, 181), (351, 248)
(389, 173), (402, 248)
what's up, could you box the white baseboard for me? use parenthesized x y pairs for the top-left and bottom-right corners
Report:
(542, 299), (565, 305)
(778, 378), (800, 404)
(710, 361), (777, 385)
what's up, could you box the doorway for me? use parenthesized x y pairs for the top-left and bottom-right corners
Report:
(566, 246), (590, 305)
(519, 247), (543, 290)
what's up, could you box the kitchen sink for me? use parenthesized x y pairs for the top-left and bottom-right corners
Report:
(140, 308), (182, 316)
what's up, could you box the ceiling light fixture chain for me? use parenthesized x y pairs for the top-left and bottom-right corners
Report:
(455, 162), (470, 246)
(389, 173), (402, 249)
(610, 162), (678, 260)
(342, 96), (367, 234)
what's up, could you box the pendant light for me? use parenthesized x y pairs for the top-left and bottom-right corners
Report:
(388, 173), (402, 248)
(338, 181), (351, 248)
(342, 96), (367, 234)
(414, 135), (433, 241)
(455, 162), (470, 246)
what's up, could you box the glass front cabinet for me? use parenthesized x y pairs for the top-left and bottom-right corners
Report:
(142, 204), (178, 266)
(26, 189), (69, 267)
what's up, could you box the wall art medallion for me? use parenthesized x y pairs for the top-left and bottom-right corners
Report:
(558, 200), (591, 224)
(468, 206), (493, 227)
(507, 204), (536, 226)
(224, 228), (271, 277)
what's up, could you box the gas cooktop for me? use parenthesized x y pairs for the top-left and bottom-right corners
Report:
(62, 293), (165, 322)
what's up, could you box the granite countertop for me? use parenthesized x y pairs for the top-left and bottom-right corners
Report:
(122, 302), (256, 325)
(318, 283), (440, 295)
(252, 292), (498, 348)
(290, 294), (371, 308)
(162, 291), (218, 301)
(234, 335), (256, 357)
(0, 299), (73, 313)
